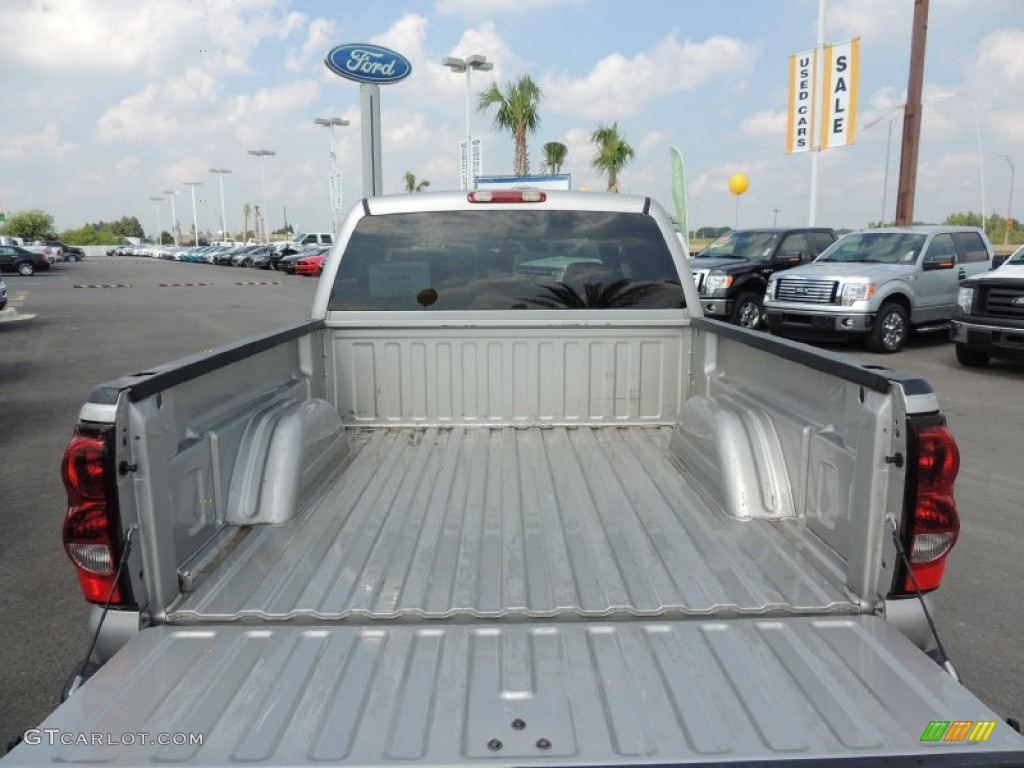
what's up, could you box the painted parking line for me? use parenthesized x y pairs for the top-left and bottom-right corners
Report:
(9, 291), (29, 307)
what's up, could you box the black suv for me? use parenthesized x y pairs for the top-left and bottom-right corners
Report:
(689, 228), (838, 328)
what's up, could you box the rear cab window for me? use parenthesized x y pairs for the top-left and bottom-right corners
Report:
(328, 210), (685, 311)
(952, 231), (990, 263)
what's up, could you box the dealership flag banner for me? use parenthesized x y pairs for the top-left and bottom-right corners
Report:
(787, 48), (817, 154)
(820, 38), (860, 149)
(670, 146), (687, 238)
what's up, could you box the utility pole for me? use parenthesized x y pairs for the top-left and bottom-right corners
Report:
(895, 0), (929, 226)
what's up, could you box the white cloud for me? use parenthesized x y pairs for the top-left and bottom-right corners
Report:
(638, 130), (671, 154)
(387, 114), (437, 149)
(371, 13), (430, 64)
(287, 17), (338, 73)
(826, 0), (910, 44)
(0, 124), (78, 162)
(739, 110), (786, 140)
(0, 0), (308, 77)
(968, 28), (1024, 97)
(434, 0), (586, 18)
(542, 32), (759, 120)
(97, 76), (320, 145)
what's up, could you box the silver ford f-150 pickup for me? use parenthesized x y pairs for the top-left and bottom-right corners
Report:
(764, 226), (994, 352)
(7, 192), (1023, 766)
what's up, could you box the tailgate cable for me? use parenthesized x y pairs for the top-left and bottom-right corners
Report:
(884, 512), (959, 683)
(66, 523), (139, 698)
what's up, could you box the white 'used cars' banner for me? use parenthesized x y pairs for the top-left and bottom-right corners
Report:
(819, 38), (860, 149)
(786, 48), (817, 154)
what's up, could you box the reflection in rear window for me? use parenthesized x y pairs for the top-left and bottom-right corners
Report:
(327, 210), (685, 311)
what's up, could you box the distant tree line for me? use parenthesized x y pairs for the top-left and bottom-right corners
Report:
(869, 212), (1020, 244)
(1, 209), (148, 244)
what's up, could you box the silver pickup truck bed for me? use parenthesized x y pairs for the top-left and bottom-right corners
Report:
(14, 193), (1024, 767)
(172, 425), (853, 622)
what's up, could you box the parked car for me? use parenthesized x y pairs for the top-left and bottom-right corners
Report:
(272, 232), (334, 264)
(0, 276), (7, 310)
(36, 239), (84, 261)
(294, 252), (326, 276)
(765, 226), (994, 352)
(280, 230), (333, 253)
(217, 244), (257, 265)
(24, 191), (1024, 767)
(689, 227), (837, 328)
(250, 249), (273, 269)
(232, 246), (271, 267)
(951, 243), (1024, 366)
(279, 246), (329, 274)
(22, 241), (62, 263)
(0, 244), (51, 275)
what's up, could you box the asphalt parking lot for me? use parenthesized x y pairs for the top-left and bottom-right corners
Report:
(1, 256), (1021, 742)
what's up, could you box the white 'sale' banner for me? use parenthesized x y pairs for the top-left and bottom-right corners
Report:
(820, 38), (860, 149)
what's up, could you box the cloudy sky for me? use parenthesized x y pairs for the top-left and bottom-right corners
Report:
(0, 0), (1021, 238)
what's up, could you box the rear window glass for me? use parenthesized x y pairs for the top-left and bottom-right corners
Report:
(327, 210), (685, 311)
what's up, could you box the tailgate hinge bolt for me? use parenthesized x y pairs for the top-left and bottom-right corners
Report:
(487, 739), (503, 751)
(884, 453), (904, 468)
(119, 461), (138, 475)
(536, 738), (552, 750)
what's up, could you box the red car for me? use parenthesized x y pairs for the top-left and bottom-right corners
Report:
(294, 253), (325, 276)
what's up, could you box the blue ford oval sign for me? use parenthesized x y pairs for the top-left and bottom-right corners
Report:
(325, 44), (411, 85)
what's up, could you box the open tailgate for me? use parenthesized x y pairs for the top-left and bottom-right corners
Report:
(7, 617), (1023, 767)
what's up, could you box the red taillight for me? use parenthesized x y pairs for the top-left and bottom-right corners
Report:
(61, 432), (123, 604)
(900, 422), (960, 593)
(468, 189), (547, 203)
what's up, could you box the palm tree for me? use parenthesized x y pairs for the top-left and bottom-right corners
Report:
(541, 142), (567, 175)
(477, 75), (542, 177)
(403, 172), (430, 193)
(522, 280), (659, 309)
(242, 203), (251, 242)
(590, 122), (635, 193)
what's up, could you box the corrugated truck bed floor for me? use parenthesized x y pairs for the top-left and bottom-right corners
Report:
(171, 426), (855, 621)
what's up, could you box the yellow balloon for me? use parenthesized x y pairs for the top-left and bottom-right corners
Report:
(728, 173), (749, 196)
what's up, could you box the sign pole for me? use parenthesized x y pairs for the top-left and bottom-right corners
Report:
(325, 44), (411, 200)
(808, 0), (825, 226)
(360, 83), (383, 197)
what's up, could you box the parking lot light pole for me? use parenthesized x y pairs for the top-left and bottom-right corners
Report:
(248, 149), (275, 241)
(314, 118), (350, 234)
(184, 182), (202, 246)
(162, 190), (180, 246)
(442, 54), (493, 189)
(1000, 154), (1015, 245)
(149, 197), (164, 246)
(209, 168), (232, 242)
